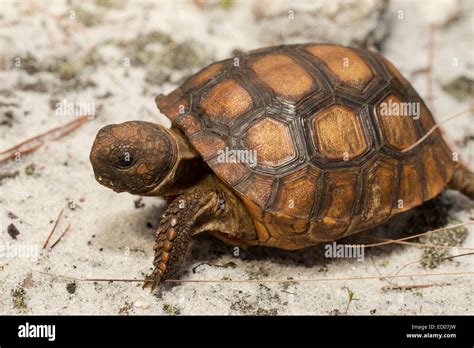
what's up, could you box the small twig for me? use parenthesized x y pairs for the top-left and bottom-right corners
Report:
(50, 223), (72, 249)
(36, 270), (474, 285)
(371, 237), (474, 251)
(363, 221), (473, 248)
(394, 252), (474, 277)
(423, 23), (469, 169)
(42, 208), (64, 249)
(37, 271), (143, 283)
(0, 115), (90, 163)
(370, 255), (396, 286)
(426, 24), (435, 112)
(400, 109), (474, 154)
(381, 282), (451, 291)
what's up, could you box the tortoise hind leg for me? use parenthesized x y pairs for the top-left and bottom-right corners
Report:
(448, 162), (474, 199)
(143, 175), (257, 291)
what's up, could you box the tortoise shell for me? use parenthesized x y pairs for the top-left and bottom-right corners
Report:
(155, 43), (454, 250)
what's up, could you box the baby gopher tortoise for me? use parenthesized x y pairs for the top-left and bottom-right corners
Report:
(90, 43), (474, 290)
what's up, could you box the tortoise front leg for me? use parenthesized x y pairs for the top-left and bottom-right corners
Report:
(143, 174), (258, 291)
(143, 189), (223, 291)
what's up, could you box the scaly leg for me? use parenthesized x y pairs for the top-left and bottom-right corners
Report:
(143, 176), (257, 291)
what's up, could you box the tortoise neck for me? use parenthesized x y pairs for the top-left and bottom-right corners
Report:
(145, 127), (207, 196)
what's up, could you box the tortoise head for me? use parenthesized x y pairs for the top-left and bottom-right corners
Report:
(90, 121), (175, 194)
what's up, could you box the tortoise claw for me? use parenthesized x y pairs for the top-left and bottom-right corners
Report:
(142, 270), (164, 292)
(150, 279), (159, 292)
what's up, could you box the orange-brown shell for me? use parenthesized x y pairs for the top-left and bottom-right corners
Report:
(156, 43), (454, 250)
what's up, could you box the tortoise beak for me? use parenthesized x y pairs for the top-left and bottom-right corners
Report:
(94, 173), (125, 193)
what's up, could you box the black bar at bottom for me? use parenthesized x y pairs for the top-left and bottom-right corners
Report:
(0, 315), (472, 346)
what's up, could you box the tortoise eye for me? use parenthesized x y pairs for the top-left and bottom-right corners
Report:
(116, 152), (134, 168)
